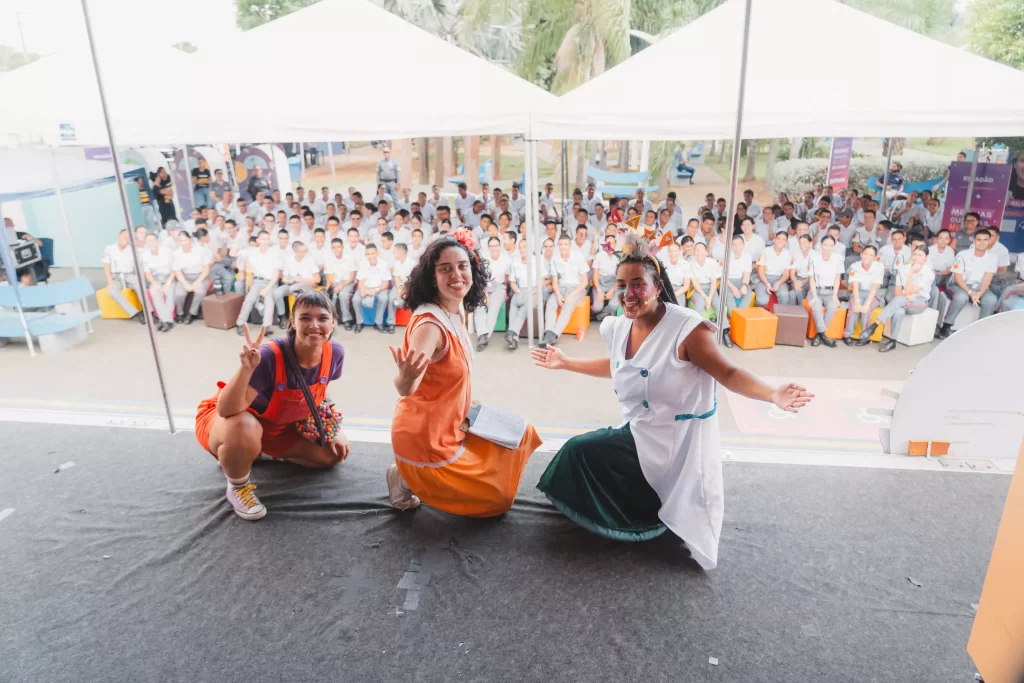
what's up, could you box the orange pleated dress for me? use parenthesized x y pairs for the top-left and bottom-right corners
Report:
(391, 304), (542, 517)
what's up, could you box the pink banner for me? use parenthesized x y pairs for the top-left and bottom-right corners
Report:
(827, 138), (854, 191)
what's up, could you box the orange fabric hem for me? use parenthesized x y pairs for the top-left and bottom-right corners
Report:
(194, 396), (302, 459)
(395, 425), (543, 518)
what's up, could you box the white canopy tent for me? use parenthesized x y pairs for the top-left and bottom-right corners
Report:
(177, 0), (556, 142)
(530, 0), (1024, 140)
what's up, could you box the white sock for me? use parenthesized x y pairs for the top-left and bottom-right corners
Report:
(226, 473), (250, 489)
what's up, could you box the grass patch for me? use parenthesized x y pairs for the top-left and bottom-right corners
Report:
(905, 137), (974, 158)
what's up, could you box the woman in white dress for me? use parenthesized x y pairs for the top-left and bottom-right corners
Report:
(531, 233), (813, 570)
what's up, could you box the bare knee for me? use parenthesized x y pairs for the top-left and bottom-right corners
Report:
(304, 445), (341, 469)
(214, 412), (263, 453)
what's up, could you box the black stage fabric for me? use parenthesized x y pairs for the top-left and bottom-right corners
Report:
(0, 423), (1005, 683)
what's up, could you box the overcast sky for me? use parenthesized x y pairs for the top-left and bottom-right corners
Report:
(0, 0), (978, 57)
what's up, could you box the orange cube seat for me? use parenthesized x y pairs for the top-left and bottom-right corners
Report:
(560, 296), (591, 336)
(803, 299), (847, 339)
(729, 307), (778, 350)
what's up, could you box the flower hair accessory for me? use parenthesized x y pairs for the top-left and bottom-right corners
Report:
(450, 226), (476, 252)
(614, 214), (669, 274)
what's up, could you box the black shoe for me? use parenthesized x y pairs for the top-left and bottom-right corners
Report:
(843, 336), (854, 346)
(937, 323), (953, 339)
(133, 312), (146, 325)
(343, 322), (353, 332)
(183, 314), (194, 325)
(236, 325), (246, 336)
(475, 333), (489, 352)
(174, 315), (185, 324)
(163, 322), (174, 332)
(507, 335), (518, 351)
(386, 325), (395, 334)
(879, 338), (897, 353)
(722, 332), (734, 348)
(374, 324), (385, 333)
(545, 331), (558, 346)
(354, 324), (363, 334)
(821, 335), (837, 348)
(810, 333), (822, 347)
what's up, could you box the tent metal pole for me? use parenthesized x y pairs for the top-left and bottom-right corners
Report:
(962, 142), (982, 217)
(81, 0), (177, 433)
(299, 143), (305, 185)
(0, 204), (37, 356)
(328, 141), (337, 193)
(714, 0), (754, 344)
(524, 139), (535, 346)
(879, 139), (893, 212)
(49, 148), (94, 333)
(560, 141), (567, 222)
(531, 140), (544, 349)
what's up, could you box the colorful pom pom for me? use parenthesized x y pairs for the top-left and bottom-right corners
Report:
(296, 399), (343, 443)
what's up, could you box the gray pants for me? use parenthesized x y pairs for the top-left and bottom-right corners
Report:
(210, 257), (236, 295)
(944, 284), (997, 325)
(877, 295), (928, 339)
(998, 283), (1024, 312)
(791, 279), (810, 304)
(387, 289), (404, 325)
(273, 282), (313, 318)
(591, 275), (620, 320)
(474, 287), (506, 337)
(754, 278), (793, 307)
(690, 286), (716, 321)
(507, 286), (551, 337)
(173, 273), (206, 316)
(333, 282), (356, 323)
(929, 274), (950, 309)
(808, 286), (838, 334)
(544, 284), (585, 336)
(107, 273), (143, 317)
(844, 289), (877, 338)
(355, 288), (390, 326)
(148, 274), (175, 323)
(714, 277), (751, 330)
(236, 277), (276, 327)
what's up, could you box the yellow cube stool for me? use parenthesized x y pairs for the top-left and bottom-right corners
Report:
(730, 307), (778, 350)
(560, 296), (591, 336)
(853, 306), (885, 342)
(96, 287), (142, 319)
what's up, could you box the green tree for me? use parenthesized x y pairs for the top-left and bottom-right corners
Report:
(171, 41), (199, 53)
(235, 0), (318, 30)
(840, 0), (957, 41)
(964, 0), (1024, 69)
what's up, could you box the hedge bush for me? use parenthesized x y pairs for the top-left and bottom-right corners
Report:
(769, 157), (951, 197)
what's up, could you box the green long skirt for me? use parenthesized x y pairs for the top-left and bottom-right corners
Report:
(537, 424), (666, 541)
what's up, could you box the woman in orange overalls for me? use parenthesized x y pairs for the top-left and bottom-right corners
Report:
(195, 290), (350, 520)
(387, 229), (542, 516)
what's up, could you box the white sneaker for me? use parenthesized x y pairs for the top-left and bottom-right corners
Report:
(386, 464), (421, 511)
(226, 483), (267, 520)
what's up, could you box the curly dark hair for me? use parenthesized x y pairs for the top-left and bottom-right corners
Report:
(402, 237), (490, 313)
(616, 254), (678, 306)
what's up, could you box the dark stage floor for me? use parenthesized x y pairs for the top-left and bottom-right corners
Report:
(0, 422), (1005, 683)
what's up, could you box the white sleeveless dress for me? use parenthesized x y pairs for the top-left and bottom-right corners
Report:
(601, 303), (724, 570)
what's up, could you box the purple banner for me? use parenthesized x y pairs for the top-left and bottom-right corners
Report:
(233, 145), (281, 202)
(1001, 149), (1024, 252)
(941, 161), (1011, 235)
(84, 147), (112, 162)
(171, 148), (194, 217)
(827, 138), (854, 191)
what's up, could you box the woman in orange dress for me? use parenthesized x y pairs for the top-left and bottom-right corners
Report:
(387, 229), (542, 516)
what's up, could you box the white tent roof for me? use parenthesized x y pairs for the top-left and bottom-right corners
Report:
(531, 0), (1024, 140)
(177, 0), (555, 142)
(0, 45), (194, 147)
(0, 150), (143, 202)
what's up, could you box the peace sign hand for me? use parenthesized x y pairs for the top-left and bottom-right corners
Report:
(240, 325), (266, 374)
(389, 345), (429, 385)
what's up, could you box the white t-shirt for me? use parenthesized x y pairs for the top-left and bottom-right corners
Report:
(345, 242), (367, 265)
(307, 242), (332, 267)
(726, 252), (753, 280)
(483, 252), (511, 292)
(391, 227), (412, 246)
(454, 192), (477, 219)
(951, 249), (998, 288)
(102, 244), (135, 275)
(287, 228), (314, 247)
(593, 251), (619, 278)
(246, 248), (281, 280)
(665, 259), (692, 289)
(757, 247), (793, 278)
(897, 263), (936, 301)
(753, 218), (774, 242)
(854, 225), (884, 248)
(809, 252), (841, 288)
(511, 259), (529, 287)
(141, 249), (173, 279)
(989, 242), (1011, 269)
(741, 233), (766, 262)
(927, 245), (956, 274)
(391, 258), (416, 285)
(172, 247), (212, 276)
(323, 254), (355, 283)
(356, 262), (392, 290)
(847, 260), (885, 288)
(878, 244), (912, 273)
(407, 243), (425, 264)
(689, 258), (721, 286)
(570, 239), (594, 264)
(284, 254), (318, 280)
(552, 252), (590, 287)
(921, 209), (943, 236)
(791, 249), (813, 279)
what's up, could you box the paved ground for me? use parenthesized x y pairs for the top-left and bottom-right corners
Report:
(2, 268), (943, 456)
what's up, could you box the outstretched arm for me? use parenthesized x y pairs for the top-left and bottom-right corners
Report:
(682, 324), (813, 412)
(531, 346), (611, 378)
